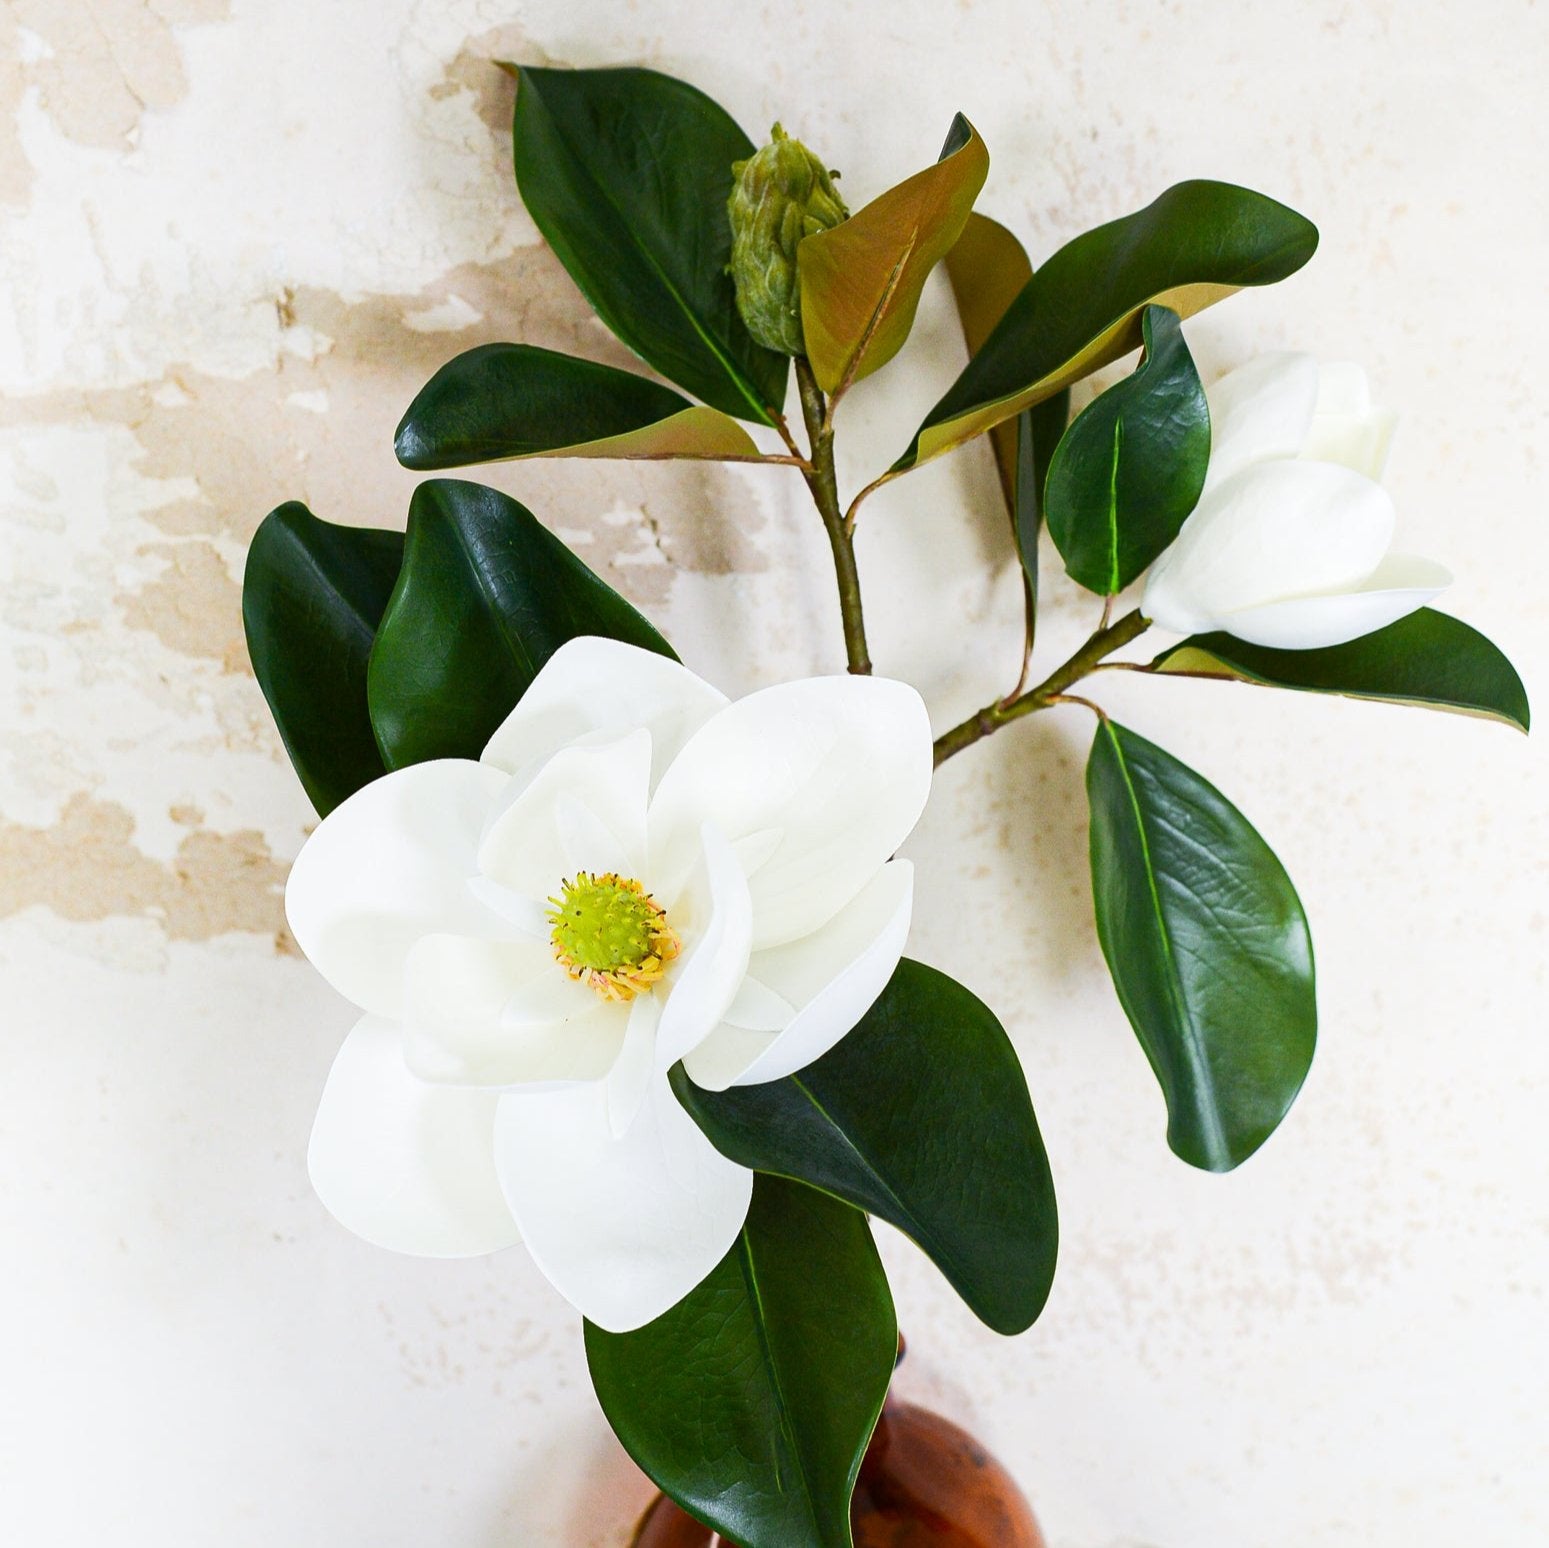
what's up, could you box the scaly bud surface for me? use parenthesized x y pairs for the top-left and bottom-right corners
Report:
(727, 124), (848, 357)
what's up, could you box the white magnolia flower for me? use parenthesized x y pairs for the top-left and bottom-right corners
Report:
(1141, 352), (1451, 648)
(287, 637), (932, 1332)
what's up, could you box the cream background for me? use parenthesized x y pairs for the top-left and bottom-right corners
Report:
(2, 2), (1546, 1544)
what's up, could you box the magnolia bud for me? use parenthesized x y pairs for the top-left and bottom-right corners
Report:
(727, 124), (848, 356)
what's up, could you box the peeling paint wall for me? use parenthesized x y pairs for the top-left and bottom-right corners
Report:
(3, 4), (1548, 1547)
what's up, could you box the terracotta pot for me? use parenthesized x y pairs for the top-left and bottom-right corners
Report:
(630, 1392), (1044, 1547)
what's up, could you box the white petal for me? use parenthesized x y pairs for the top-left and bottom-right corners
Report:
(308, 1015), (520, 1257)
(722, 974), (797, 1033)
(481, 637), (727, 791)
(647, 676), (932, 948)
(478, 731), (650, 899)
(1143, 461), (1396, 633)
(655, 823), (754, 1071)
(606, 992), (660, 1138)
(1303, 362), (1396, 482)
(493, 1075), (752, 1332)
(1202, 351), (1320, 490)
(684, 860), (914, 1091)
(286, 760), (508, 1019)
(1311, 360), (1372, 418)
(1214, 553), (1451, 648)
(402, 933), (626, 1087)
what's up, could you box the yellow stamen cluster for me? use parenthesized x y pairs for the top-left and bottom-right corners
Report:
(546, 871), (681, 1003)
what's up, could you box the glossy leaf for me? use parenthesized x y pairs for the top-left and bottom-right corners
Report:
(242, 502), (402, 816)
(366, 480), (673, 769)
(674, 958), (1057, 1336)
(394, 343), (760, 469)
(1044, 306), (1210, 594)
(508, 65), (787, 424)
(944, 210), (1033, 509)
(1151, 608), (1530, 732)
(896, 180), (1318, 470)
(1086, 720), (1316, 1172)
(800, 115), (989, 396)
(586, 1175), (896, 1548)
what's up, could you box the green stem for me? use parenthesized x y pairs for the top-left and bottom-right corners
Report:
(795, 357), (872, 675)
(932, 608), (1150, 767)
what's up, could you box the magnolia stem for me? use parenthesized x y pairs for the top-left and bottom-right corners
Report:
(1003, 572), (1038, 706)
(843, 469), (900, 530)
(770, 410), (806, 462)
(795, 356), (872, 675)
(932, 608), (1150, 766)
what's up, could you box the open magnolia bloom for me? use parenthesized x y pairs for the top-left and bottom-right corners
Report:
(286, 637), (932, 1332)
(1141, 352), (1452, 648)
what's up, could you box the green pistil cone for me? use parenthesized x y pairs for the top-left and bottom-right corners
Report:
(727, 123), (848, 357)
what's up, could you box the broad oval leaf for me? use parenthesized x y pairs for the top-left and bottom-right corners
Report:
(366, 479), (673, 769)
(586, 1175), (896, 1548)
(508, 64), (788, 424)
(896, 180), (1318, 470)
(1151, 608), (1530, 732)
(242, 501), (402, 817)
(800, 115), (989, 396)
(1045, 305), (1209, 595)
(1086, 720), (1316, 1172)
(394, 343), (760, 469)
(672, 957), (1057, 1336)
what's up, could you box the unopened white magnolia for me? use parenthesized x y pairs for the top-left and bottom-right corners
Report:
(1141, 352), (1451, 648)
(286, 637), (931, 1332)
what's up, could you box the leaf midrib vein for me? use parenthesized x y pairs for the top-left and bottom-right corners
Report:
(534, 91), (770, 423)
(1104, 724), (1231, 1166)
(737, 1226), (828, 1542)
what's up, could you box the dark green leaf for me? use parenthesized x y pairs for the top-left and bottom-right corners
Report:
(673, 958), (1057, 1335)
(1086, 720), (1316, 1172)
(586, 1175), (896, 1548)
(1044, 306), (1209, 594)
(241, 502), (402, 816)
(394, 343), (760, 469)
(1014, 389), (1070, 648)
(508, 65), (788, 424)
(1151, 609), (1530, 732)
(896, 180), (1318, 469)
(366, 480), (673, 768)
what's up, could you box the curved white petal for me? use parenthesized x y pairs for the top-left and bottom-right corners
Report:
(685, 860), (914, 1091)
(1202, 351), (1320, 490)
(647, 676), (931, 948)
(606, 992), (660, 1138)
(478, 731), (650, 899)
(1143, 461), (1396, 632)
(1215, 553), (1452, 648)
(308, 1015), (521, 1257)
(655, 823), (754, 1072)
(481, 637), (727, 791)
(286, 760), (507, 1019)
(1312, 360), (1373, 419)
(1302, 362), (1396, 482)
(402, 933), (627, 1087)
(493, 1075), (752, 1332)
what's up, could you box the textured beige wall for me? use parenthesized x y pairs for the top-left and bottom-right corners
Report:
(3, 2), (1547, 1544)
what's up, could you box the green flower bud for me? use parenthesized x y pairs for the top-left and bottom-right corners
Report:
(727, 124), (848, 357)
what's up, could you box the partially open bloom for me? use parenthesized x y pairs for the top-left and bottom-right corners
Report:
(287, 637), (931, 1331)
(1141, 352), (1451, 648)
